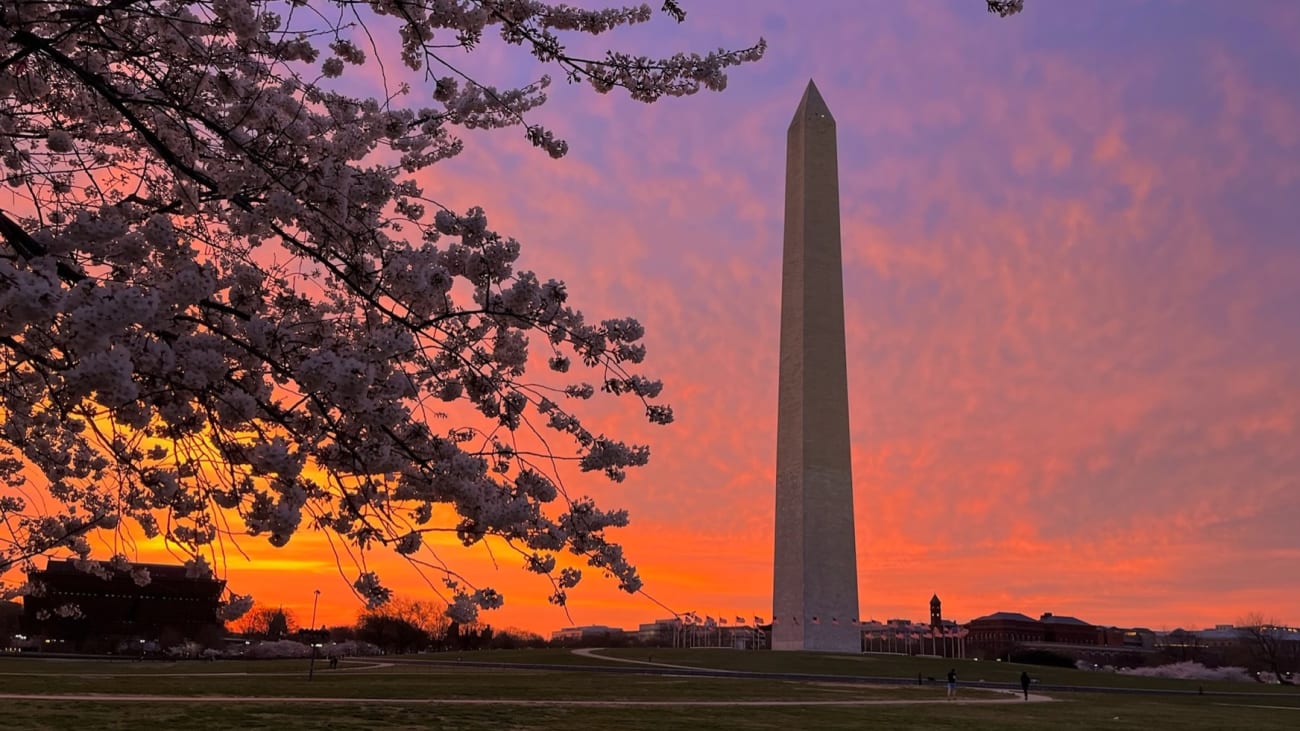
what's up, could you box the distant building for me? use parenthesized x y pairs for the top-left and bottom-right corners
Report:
(1195, 626), (1249, 649)
(966, 611), (1045, 659)
(22, 559), (225, 652)
(1039, 612), (1098, 645)
(1, 600), (22, 649)
(0, 600), (21, 634)
(549, 625), (625, 645)
(637, 618), (679, 646)
(964, 610), (1159, 666)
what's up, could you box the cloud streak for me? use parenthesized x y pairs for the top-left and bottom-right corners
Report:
(88, 1), (1298, 635)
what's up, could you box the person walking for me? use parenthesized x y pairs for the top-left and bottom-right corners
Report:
(946, 668), (957, 700)
(1020, 671), (1031, 700)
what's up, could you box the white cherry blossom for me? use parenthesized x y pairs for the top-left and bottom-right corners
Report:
(0, 0), (1014, 621)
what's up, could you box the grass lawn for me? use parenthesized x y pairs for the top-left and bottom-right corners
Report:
(590, 647), (1300, 694)
(3, 650), (1298, 730)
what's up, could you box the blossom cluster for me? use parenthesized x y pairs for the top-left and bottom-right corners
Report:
(0, 0), (764, 623)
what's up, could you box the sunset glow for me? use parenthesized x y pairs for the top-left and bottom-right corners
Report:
(14, 0), (1300, 637)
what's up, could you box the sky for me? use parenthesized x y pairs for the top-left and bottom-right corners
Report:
(20, 0), (1300, 636)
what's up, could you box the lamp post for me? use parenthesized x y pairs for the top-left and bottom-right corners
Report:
(307, 589), (321, 680)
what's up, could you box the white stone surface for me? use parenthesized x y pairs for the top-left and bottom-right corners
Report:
(772, 80), (861, 653)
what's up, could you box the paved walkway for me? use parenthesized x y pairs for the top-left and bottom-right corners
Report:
(570, 647), (710, 671)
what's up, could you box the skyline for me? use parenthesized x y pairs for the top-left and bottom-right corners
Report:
(11, 1), (1300, 636)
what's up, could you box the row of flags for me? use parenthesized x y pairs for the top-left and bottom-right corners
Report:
(677, 614), (765, 627)
(673, 613), (968, 637)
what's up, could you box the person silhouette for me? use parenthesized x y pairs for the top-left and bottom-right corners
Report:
(946, 668), (957, 699)
(1020, 671), (1031, 700)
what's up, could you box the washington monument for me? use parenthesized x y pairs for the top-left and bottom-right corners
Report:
(772, 81), (860, 653)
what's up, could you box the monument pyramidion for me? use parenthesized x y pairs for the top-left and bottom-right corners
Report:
(771, 80), (861, 653)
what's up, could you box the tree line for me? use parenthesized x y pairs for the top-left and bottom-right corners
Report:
(232, 597), (545, 654)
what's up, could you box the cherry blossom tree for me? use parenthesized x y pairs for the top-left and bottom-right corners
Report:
(986, 0), (1025, 17)
(0, 0), (768, 622)
(0, 0), (1019, 622)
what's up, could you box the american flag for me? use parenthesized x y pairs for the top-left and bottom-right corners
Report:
(736, 616), (745, 625)
(754, 616), (764, 625)
(812, 616), (821, 625)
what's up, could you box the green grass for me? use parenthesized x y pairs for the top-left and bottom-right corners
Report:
(1, 651), (1297, 730)
(5, 694), (1300, 731)
(589, 647), (1300, 694)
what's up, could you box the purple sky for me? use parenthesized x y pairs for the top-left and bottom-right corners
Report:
(209, 1), (1300, 634)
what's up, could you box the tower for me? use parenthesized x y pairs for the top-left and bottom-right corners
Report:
(771, 80), (860, 653)
(930, 594), (943, 629)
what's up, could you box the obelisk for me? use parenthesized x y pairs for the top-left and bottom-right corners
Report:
(772, 80), (860, 653)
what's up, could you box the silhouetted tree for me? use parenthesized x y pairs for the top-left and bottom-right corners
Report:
(488, 627), (547, 650)
(356, 614), (428, 655)
(234, 606), (298, 640)
(328, 625), (356, 643)
(354, 596), (456, 653)
(1239, 613), (1297, 683)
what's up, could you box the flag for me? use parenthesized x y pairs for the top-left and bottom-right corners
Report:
(911, 632), (920, 640)
(719, 616), (727, 626)
(736, 616), (745, 625)
(812, 616), (821, 625)
(754, 616), (764, 625)
(772, 617), (779, 625)
(896, 632), (905, 640)
(831, 617), (839, 625)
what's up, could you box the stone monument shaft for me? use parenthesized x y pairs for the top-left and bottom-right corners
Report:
(772, 80), (860, 653)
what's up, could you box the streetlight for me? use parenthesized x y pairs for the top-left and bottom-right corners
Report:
(307, 589), (321, 680)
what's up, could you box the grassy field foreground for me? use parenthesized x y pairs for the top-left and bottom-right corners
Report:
(2, 650), (1298, 730)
